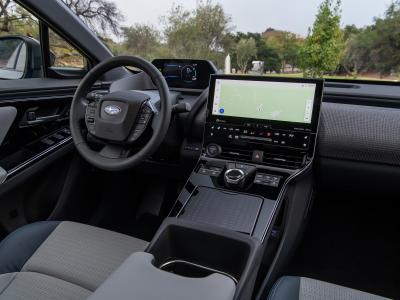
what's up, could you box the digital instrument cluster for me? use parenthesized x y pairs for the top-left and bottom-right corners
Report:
(152, 59), (217, 90)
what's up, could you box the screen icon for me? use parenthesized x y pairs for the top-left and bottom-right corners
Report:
(219, 108), (225, 114)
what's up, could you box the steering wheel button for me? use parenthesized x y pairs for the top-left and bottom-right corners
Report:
(142, 105), (152, 114)
(132, 130), (142, 140)
(137, 114), (151, 124)
(135, 124), (146, 130)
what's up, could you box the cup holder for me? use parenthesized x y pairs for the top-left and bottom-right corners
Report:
(147, 219), (262, 284)
(159, 259), (238, 284)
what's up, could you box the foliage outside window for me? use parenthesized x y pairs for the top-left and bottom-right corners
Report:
(49, 28), (86, 69)
(83, 0), (399, 81)
(0, 0), (39, 39)
(1, 0), (399, 81)
(0, 0), (87, 73)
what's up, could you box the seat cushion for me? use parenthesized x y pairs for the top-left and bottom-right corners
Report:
(0, 221), (149, 299)
(268, 276), (390, 300)
(0, 272), (91, 300)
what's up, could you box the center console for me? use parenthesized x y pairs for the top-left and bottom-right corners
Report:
(89, 75), (323, 300)
(165, 75), (323, 298)
(170, 75), (323, 239)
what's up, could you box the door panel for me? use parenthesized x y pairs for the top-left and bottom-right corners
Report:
(0, 96), (72, 178)
(0, 87), (77, 236)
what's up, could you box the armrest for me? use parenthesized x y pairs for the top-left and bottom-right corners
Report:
(88, 252), (236, 300)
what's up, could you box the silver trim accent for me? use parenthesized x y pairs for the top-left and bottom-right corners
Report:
(159, 259), (238, 284)
(0, 166), (7, 185)
(224, 168), (245, 185)
(145, 100), (158, 115)
(260, 164), (309, 242)
(7, 136), (73, 178)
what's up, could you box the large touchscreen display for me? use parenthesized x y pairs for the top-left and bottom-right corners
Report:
(212, 79), (317, 124)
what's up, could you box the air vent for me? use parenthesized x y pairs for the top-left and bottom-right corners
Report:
(219, 147), (305, 169)
(325, 83), (360, 89)
(263, 151), (305, 169)
(219, 147), (252, 161)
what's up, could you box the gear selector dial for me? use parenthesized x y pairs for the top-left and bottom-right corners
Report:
(224, 168), (245, 186)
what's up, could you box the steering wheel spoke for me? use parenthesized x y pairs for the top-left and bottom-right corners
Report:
(99, 144), (129, 159)
(74, 97), (89, 120)
(150, 109), (161, 131)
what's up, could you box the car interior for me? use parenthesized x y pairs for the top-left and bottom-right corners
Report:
(0, 0), (399, 299)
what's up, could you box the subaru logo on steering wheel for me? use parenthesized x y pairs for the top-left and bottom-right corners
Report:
(104, 105), (122, 116)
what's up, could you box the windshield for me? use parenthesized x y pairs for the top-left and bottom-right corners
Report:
(104, 0), (398, 82)
(20, 0), (400, 82)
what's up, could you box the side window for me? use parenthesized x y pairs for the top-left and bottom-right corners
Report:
(48, 28), (87, 70)
(0, 1), (41, 79)
(0, 0), (88, 80)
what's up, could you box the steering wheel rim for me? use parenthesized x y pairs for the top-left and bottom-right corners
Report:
(70, 56), (171, 171)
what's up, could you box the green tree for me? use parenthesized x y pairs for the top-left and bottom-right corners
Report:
(0, 0), (38, 36)
(370, 1), (400, 75)
(299, 0), (344, 77)
(121, 24), (161, 59)
(236, 38), (257, 73)
(163, 1), (234, 68)
(257, 39), (281, 73)
(233, 32), (285, 73)
(342, 24), (360, 41)
(262, 29), (304, 72)
(281, 33), (302, 71)
(343, 1), (400, 77)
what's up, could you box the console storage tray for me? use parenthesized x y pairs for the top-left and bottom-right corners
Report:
(178, 186), (263, 235)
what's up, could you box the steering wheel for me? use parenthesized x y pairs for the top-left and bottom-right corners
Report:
(70, 56), (171, 171)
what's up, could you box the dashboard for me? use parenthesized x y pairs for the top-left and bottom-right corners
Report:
(152, 59), (217, 90)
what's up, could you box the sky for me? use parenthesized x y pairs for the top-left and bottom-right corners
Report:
(113, 0), (393, 37)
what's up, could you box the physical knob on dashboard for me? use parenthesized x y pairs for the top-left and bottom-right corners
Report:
(206, 143), (222, 157)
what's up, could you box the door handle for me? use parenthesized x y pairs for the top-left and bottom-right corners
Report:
(26, 114), (64, 125)
(22, 106), (69, 126)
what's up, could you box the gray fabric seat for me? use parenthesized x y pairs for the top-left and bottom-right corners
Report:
(268, 276), (391, 300)
(0, 221), (148, 299)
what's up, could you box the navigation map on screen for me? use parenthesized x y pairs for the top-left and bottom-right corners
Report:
(212, 79), (316, 124)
